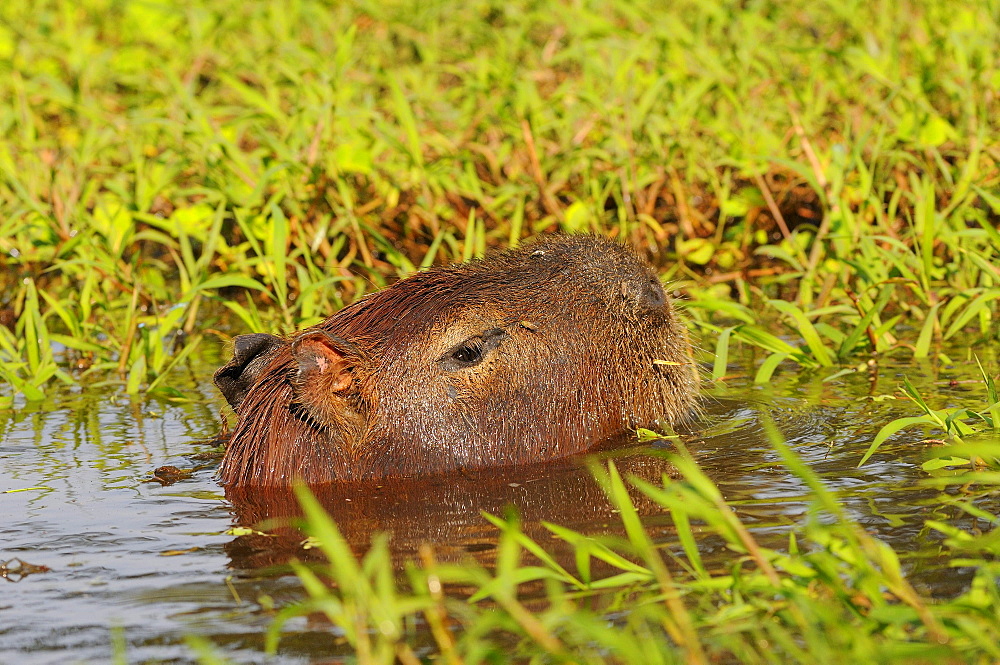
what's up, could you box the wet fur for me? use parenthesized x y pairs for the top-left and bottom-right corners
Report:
(217, 235), (698, 486)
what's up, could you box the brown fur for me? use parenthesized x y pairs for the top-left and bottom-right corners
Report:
(215, 234), (697, 486)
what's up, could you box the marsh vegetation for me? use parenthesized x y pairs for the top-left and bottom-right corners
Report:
(1, 0), (999, 662)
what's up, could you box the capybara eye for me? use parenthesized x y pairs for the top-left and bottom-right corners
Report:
(439, 327), (508, 371)
(452, 343), (483, 364)
(439, 339), (484, 371)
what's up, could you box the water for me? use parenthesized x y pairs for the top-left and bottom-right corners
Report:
(1, 344), (996, 663)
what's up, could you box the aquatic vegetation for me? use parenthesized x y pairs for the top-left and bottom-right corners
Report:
(860, 360), (1000, 469)
(266, 433), (1000, 664)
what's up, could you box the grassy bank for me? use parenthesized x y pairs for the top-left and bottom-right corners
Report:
(1, 0), (998, 401)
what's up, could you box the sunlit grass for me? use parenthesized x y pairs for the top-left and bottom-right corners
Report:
(1, 0), (998, 402)
(1, 0), (999, 660)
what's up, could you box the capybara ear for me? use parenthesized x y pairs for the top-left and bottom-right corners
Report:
(290, 331), (364, 428)
(291, 330), (358, 390)
(214, 333), (285, 410)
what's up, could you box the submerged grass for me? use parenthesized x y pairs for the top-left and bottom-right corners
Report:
(2, 0), (1000, 661)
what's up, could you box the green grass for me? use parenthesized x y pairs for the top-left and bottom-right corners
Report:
(1, 0), (998, 402)
(1, 0), (1000, 661)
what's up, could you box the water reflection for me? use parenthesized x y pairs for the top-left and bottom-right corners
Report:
(224, 447), (678, 571)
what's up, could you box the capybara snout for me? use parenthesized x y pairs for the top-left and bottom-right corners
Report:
(215, 333), (285, 411)
(215, 234), (697, 487)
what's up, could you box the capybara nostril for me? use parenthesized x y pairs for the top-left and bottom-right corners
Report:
(214, 234), (697, 487)
(214, 333), (285, 411)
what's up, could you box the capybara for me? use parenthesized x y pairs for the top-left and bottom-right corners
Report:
(214, 234), (697, 486)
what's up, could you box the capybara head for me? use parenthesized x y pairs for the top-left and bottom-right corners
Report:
(214, 234), (697, 486)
